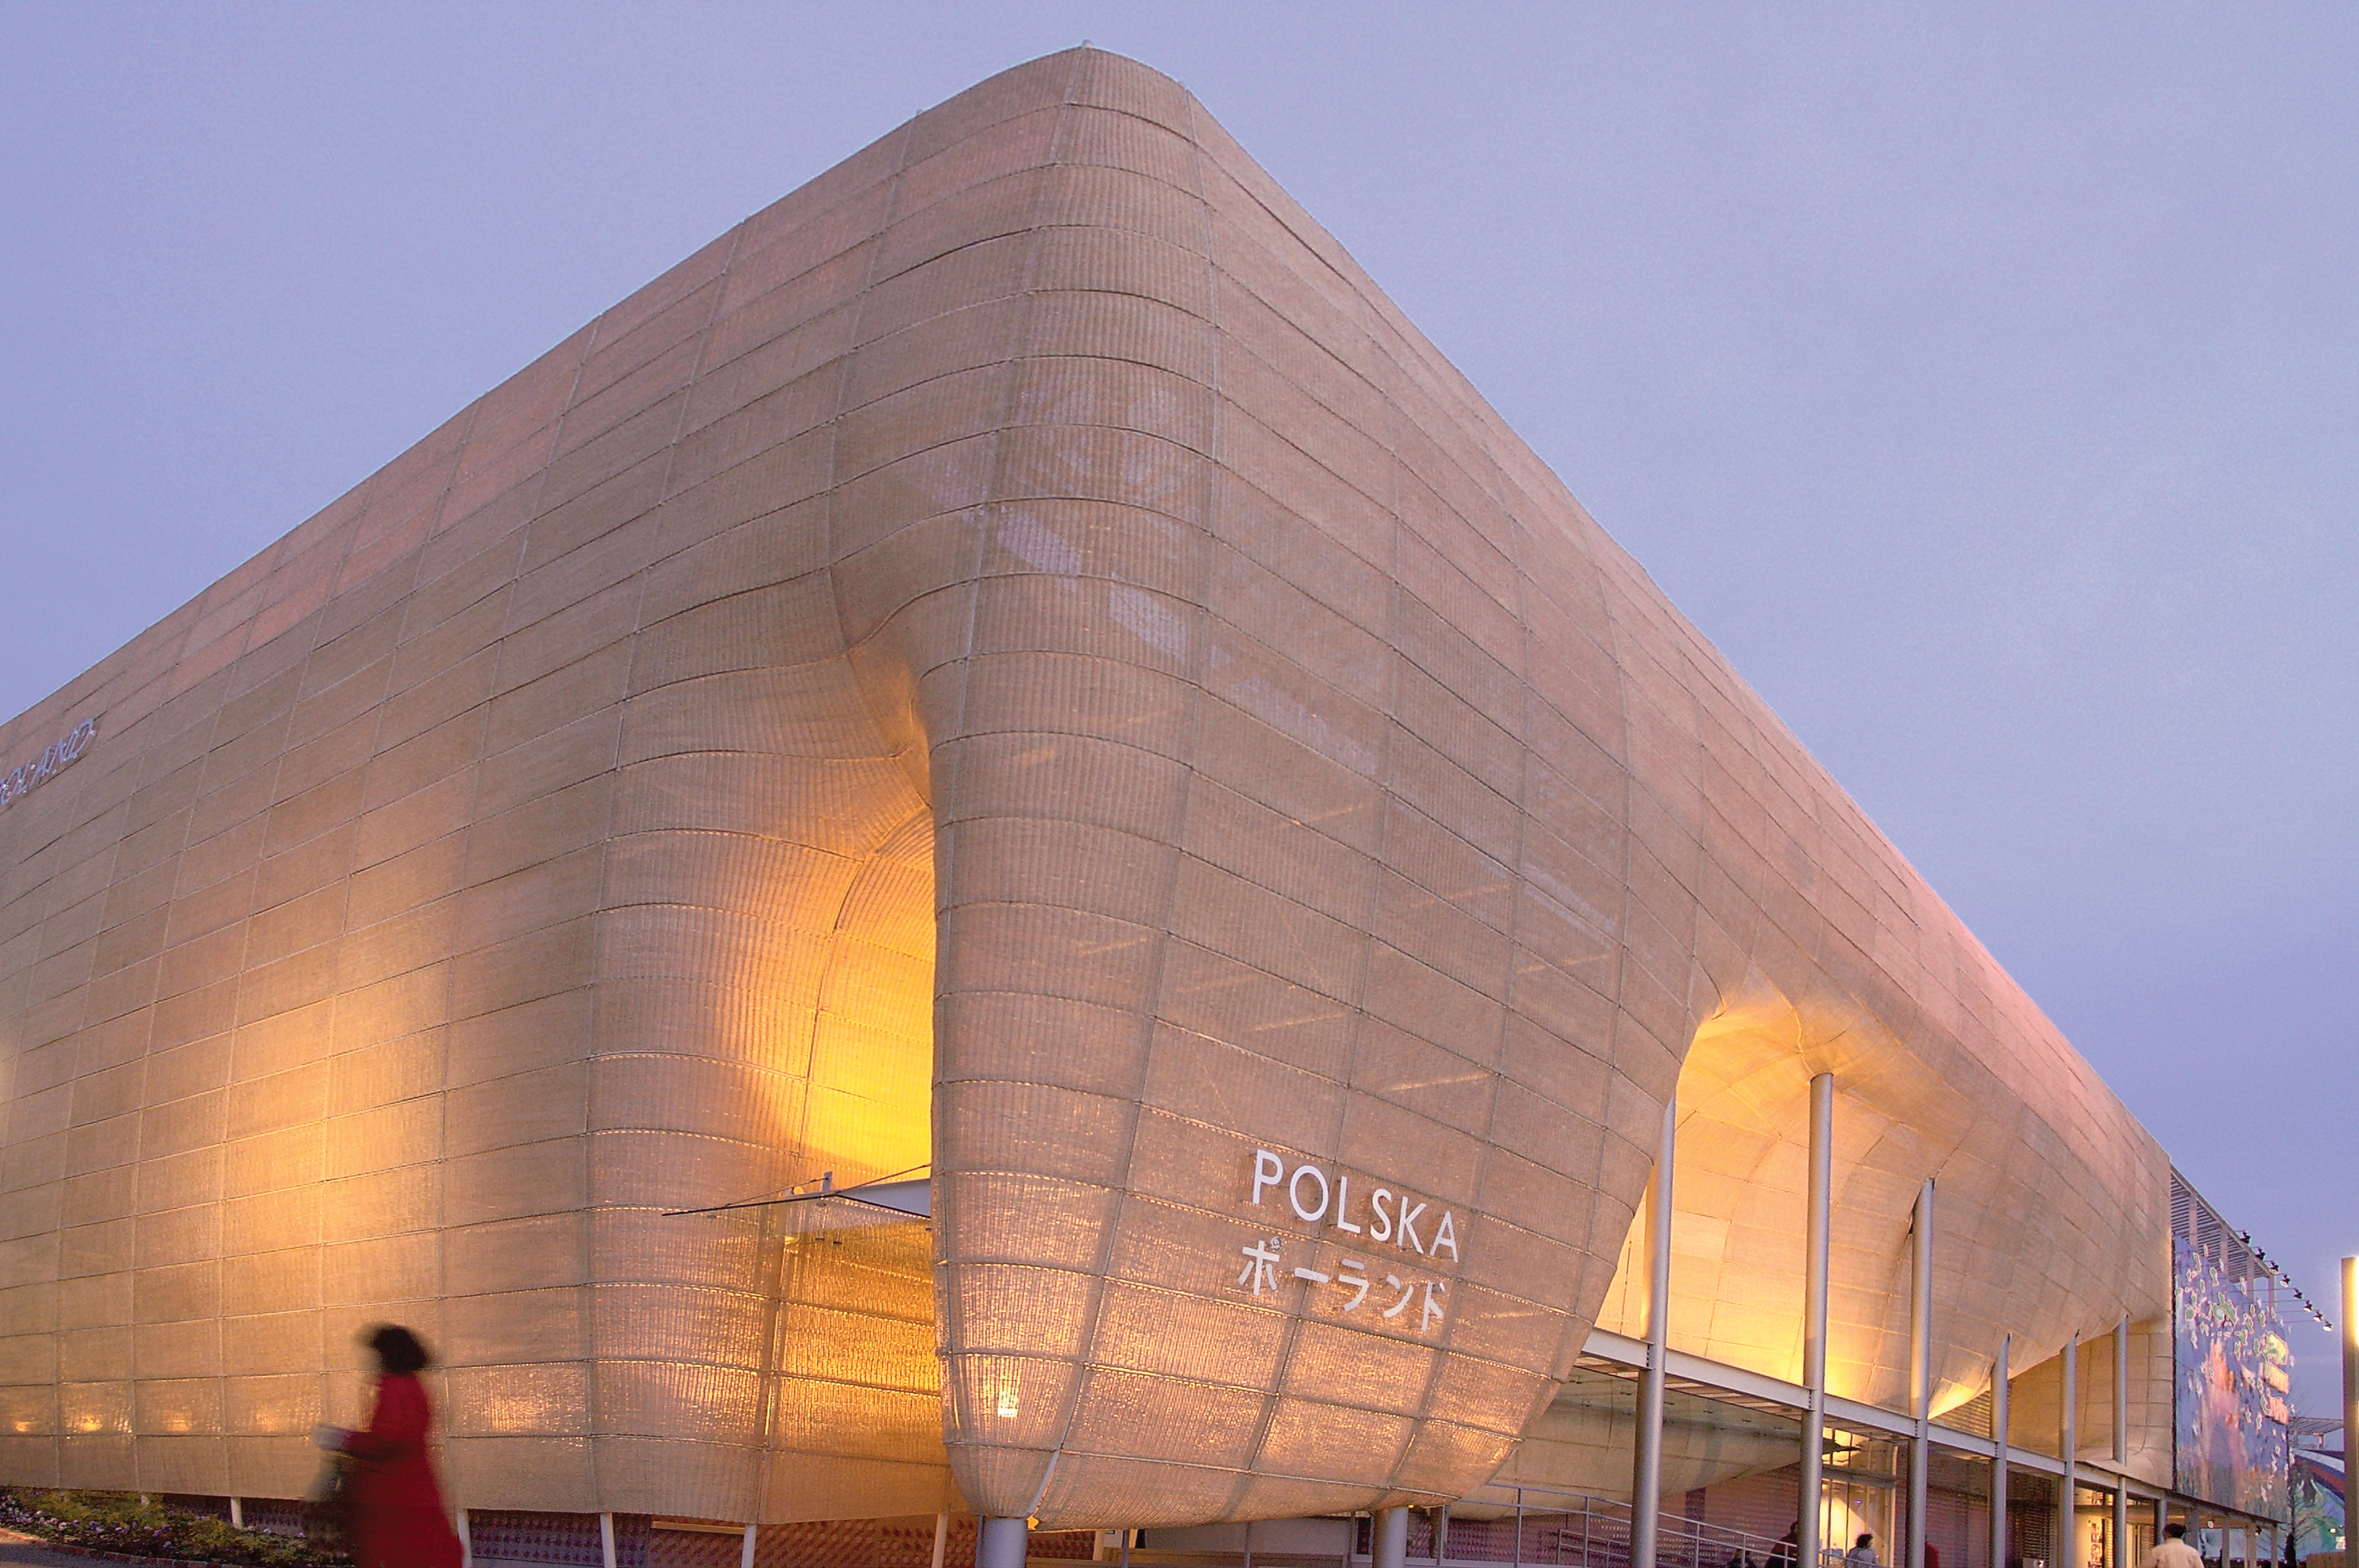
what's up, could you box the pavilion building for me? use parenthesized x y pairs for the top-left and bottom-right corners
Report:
(0, 46), (2297, 1568)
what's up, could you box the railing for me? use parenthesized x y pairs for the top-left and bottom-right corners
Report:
(1336, 1485), (1801, 1567)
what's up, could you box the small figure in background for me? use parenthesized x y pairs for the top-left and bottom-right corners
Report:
(2146, 1523), (2205, 1568)
(313, 1325), (463, 1568)
(1848, 1533), (1881, 1568)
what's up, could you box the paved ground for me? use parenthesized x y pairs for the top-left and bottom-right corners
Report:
(0, 1531), (105, 1568)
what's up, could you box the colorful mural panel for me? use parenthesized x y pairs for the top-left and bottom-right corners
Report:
(2174, 1235), (2292, 1515)
(2290, 1453), (2344, 1560)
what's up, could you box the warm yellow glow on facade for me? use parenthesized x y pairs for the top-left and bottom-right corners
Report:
(1525, 962), (2174, 1502)
(764, 1210), (945, 1518)
(798, 809), (936, 1189)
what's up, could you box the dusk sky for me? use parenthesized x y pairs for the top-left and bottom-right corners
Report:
(4, 6), (2353, 1409)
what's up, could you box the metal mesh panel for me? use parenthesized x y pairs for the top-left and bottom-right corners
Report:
(469, 1510), (606, 1566)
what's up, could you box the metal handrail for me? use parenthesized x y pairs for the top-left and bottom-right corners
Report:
(1347, 1484), (1804, 1566)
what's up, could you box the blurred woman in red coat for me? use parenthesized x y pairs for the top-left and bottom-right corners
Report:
(317, 1325), (463, 1568)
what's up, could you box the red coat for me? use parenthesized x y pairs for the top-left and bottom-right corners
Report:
(343, 1374), (463, 1568)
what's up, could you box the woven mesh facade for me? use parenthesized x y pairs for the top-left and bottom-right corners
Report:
(0, 48), (2172, 1533)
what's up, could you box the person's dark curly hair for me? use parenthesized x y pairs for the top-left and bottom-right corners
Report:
(363, 1323), (431, 1375)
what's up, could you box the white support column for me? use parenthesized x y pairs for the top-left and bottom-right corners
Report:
(1991, 1334), (2011, 1568)
(1631, 1094), (1677, 1568)
(2113, 1319), (2129, 1568)
(1801, 1073), (1834, 1568)
(601, 1512), (617, 1568)
(229, 1498), (243, 1530)
(739, 1523), (757, 1568)
(932, 1513), (949, 1568)
(2063, 1333), (2080, 1568)
(458, 1508), (473, 1568)
(1373, 1506), (1411, 1568)
(1908, 1178), (1935, 1568)
(977, 1518), (1028, 1568)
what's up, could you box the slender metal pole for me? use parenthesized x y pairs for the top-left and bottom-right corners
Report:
(2063, 1334), (2081, 1568)
(1373, 1506), (1410, 1568)
(1801, 1074), (1834, 1568)
(1435, 1505), (1449, 1564)
(1633, 1094), (1678, 1568)
(2113, 1319), (2129, 1568)
(601, 1514), (617, 1568)
(932, 1514), (949, 1568)
(1991, 1334), (2012, 1568)
(1909, 1179), (1935, 1568)
(1245, 1517), (1255, 1568)
(2344, 1259), (2359, 1568)
(1514, 1488), (1525, 1568)
(738, 1523), (757, 1568)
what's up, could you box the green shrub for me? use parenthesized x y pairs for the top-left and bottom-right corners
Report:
(23, 1488), (164, 1527)
(181, 1516), (246, 1556)
(0, 1487), (348, 1567)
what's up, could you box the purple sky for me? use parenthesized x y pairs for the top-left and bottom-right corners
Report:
(5, 6), (2354, 1410)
